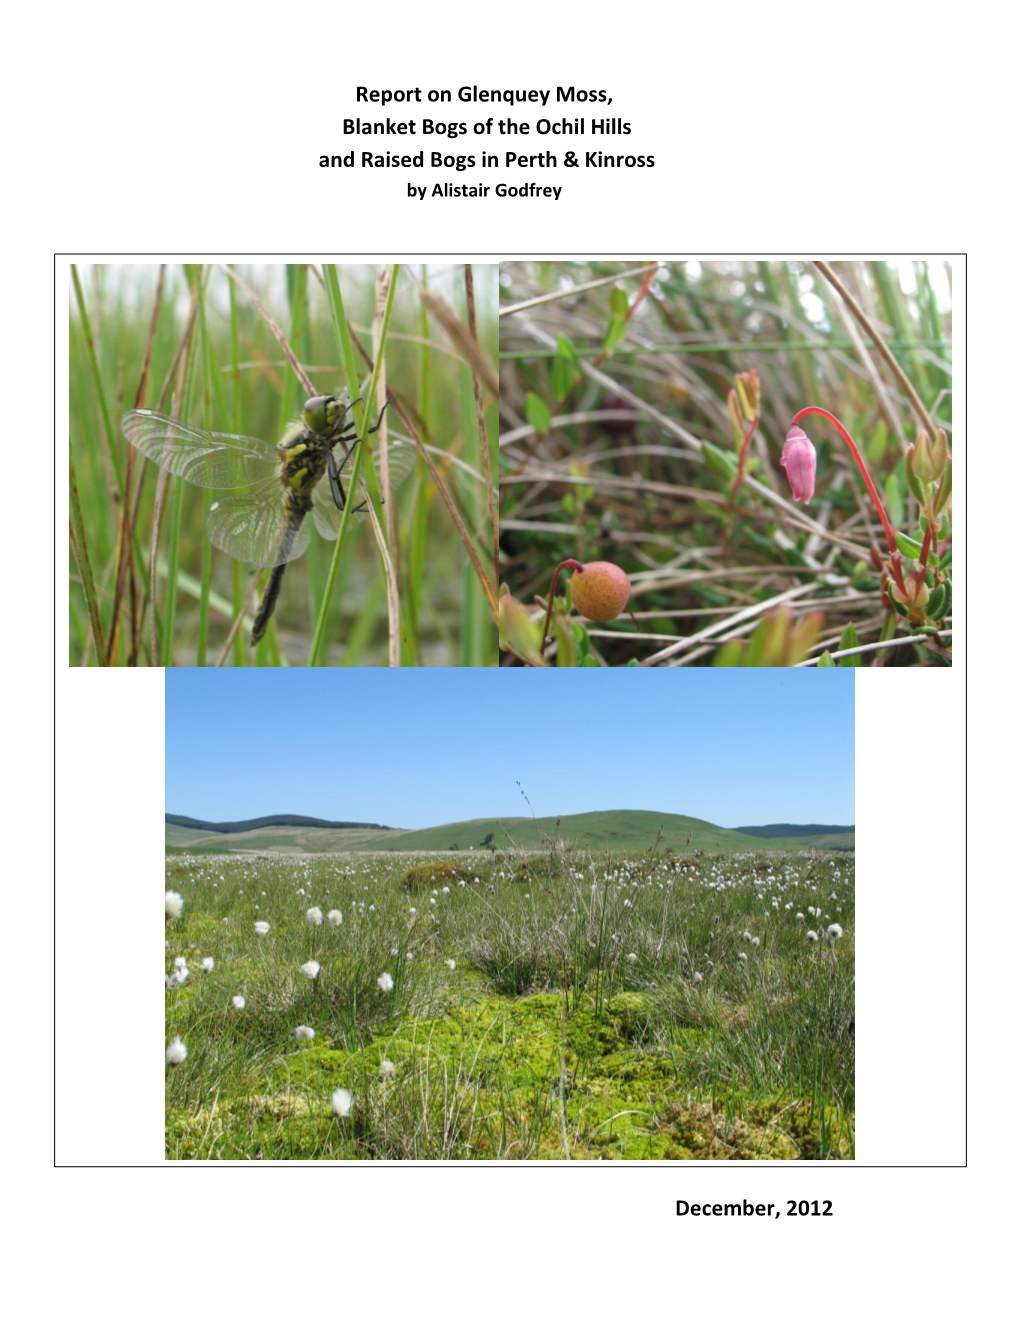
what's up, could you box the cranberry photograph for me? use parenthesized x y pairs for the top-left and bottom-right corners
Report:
(497, 259), (953, 668)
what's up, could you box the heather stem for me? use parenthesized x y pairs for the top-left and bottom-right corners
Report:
(540, 559), (583, 656)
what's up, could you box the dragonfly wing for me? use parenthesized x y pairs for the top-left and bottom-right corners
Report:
(376, 437), (419, 490)
(121, 409), (279, 489)
(207, 486), (311, 568)
(310, 438), (420, 540)
(311, 484), (342, 540)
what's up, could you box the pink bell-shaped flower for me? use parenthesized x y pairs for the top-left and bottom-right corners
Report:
(780, 426), (817, 502)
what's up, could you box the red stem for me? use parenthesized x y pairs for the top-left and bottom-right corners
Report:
(791, 406), (898, 554)
(919, 471), (948, 569)
(729, 413), (760, 503)
(624, 264), (657, 325)
(540, 559), (583, 656)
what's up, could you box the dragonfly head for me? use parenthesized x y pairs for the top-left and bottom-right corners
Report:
(303, 394), (346, 434)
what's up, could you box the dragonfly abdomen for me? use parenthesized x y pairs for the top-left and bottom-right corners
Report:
(251, 508), (308, 644)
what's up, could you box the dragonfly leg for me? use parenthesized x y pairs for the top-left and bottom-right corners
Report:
(328, 443), (370, 514)
(328, 439), (359, 509)
(327, 397), (391, 512)
(363, 395), (391, 437)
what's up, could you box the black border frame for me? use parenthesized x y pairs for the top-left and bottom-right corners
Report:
(57, 251), (966, 1169)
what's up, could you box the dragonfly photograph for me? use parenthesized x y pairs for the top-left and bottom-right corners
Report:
(69, 263), (498, 667)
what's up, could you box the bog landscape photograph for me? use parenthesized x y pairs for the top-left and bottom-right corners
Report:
(165, 667), (855, 1160)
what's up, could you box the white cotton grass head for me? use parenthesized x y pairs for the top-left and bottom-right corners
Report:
(166, 1036), (187, 1065)
(300, 960), (321, 980)
(827, 923), (844, 940)
(254, 921), (270, 936)
(444, 959), (456, 970)
(327, 909), (343, 926)
(306, 907), (323, 926)
(626, 952), (638, 963)
(165, 891), (184, 920)
(693, 972), (704, 983)
(807, 930), (819, 942)
(174, 956), (188, 971)
(232, 995), (245, 1010)
(377, 972), (394, 992)
(293, 1025), (315, 1040)
(332, 1088), (353, 1119)
(201, 957), (214, 973)
(379, 1060), (397, 1079)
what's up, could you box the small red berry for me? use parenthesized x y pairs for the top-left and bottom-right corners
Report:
(569, 561), (632, 623)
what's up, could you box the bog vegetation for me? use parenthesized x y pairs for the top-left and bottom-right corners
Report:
(499, 259), (952, 667)
(165, 847), (854, 1159)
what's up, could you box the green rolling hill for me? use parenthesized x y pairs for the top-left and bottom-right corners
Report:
(166, 810), (852, 855)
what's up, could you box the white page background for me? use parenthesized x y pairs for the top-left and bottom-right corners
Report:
(30, 0), (993, 1311)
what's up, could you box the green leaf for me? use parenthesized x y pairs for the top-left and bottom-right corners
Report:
(926, 584), (946, 620)
(702, 440), (738, 482)
(609, 286), (629, 317)
(714, 641), (745, 667)
(865, 420), (889, 464)
(885, 471), (905, 528)
(572, 621), (590, 658)
(817, 652), (836, 667)
(525, 392), (551, 434)
(693, 585), (730, 608)
(935, 460), (952, 514)
(929, 579), (951, 622)
(601, 314), (626, 355)
(895, 532), (923, 560)
(549, 334), (581, 401)
(556, 333), (580, 371)
(580, 655), (599, 667)
(838, 624), (861, 667)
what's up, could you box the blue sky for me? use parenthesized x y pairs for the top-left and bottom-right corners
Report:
(165, 668), (853, 829)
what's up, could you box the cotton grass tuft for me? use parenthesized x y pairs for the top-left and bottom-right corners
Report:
(166, 1036), (187, 1065)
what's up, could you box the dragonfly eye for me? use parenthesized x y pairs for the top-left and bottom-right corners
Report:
(303, 395), (335, 433)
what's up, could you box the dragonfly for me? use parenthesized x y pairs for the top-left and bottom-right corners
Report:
(122, 392), (415, 644)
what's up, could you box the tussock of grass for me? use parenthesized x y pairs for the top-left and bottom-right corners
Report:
(401, 861), (472, 889)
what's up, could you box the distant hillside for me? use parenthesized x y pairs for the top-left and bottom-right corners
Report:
(165, 813), (396, 835)
(359, 811), (853, 854)
(166, 810), (853, 855)
(735, 824), (855, 839)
